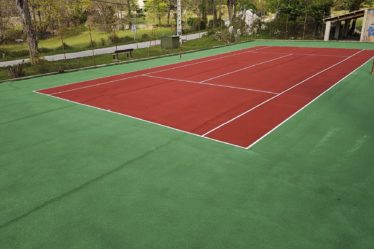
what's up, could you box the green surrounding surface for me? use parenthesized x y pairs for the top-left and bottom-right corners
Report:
(0, 40), (374, 249)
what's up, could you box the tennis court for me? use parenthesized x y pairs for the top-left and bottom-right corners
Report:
(37, 46), (374, 148)
(1, 41), (374, 249)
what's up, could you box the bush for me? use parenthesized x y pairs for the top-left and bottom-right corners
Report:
(58, 66), (65, 73)
(123, 36), (133, 42)
(100, 38), (106, 46)
(38, 47), (53, 53)
(7, 64), (25, 78)
(109, 34), (120, 44)
(208, 19), (225, 29)
(2, 29), (24, 44)
(213, 30), (235, 43)
(89, 40), (97, 48)
(187, 17), (207, 31)
(141, 33), (150, 40)
(34, 60), (53, 74)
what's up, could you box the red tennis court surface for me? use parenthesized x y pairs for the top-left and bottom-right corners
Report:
(37, 46), (374, 149)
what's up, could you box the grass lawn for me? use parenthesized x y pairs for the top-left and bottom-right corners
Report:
(0, 35), (237, 81)
(0, 26), (175, 61)
(0, 40), (373, 249)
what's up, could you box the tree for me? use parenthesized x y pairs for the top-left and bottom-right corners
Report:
(334, 0), (374, 11)
(0, 0), (17, 44)
(145, 0), (168, 25)
(15, 0), (39, 64)
(227, 0), (236, 21)
(91, 1), (117, 32)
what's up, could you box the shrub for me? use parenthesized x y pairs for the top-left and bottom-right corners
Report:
(7, 64), (25, 78)
(213, 30), (235, 43)
(2, 29), (24, 44)
(109, 34), (120, 43)
(58, 66), (65, 73)
(123, 36), (133, 42)
(100, 38), (106, 46)
(141, 33), (150, 40)
(187, 17), (207, 31)
(88, 40), (97, 48)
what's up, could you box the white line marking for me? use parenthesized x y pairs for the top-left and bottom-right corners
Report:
(38, 46), (270, 95)
(142, 75), (279, 95)
(202, 49), (365, 137)
(33, 47), (371, 150)
(201, 53), (293, 83)
(46, 74), (142, 95)
(33, 90), (247, 149)
(245, 55), (374, 149)
(248, 51), (349, 58)
(145, 46), (271, 75)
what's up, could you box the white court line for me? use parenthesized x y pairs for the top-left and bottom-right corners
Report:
(46, 74), (142, 95)
(201, 53), (293, 83)
(248, 51), (349, 58)
(202, 49), (365, 137)
(245, 55), (374, 149)
(33, 47), (371, 150)
(38, 46), (270, 96)
(143, 46), (271, 75)
(33, 91), (247, 150)
(142, 75), (279, 95)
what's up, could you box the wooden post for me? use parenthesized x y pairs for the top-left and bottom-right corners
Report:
(371, 59), (374, 75)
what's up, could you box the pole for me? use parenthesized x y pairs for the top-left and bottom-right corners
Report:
(88, 25), (96, 66)
(176, 0), (182, 43)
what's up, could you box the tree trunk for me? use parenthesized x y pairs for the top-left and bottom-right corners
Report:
(16, 0), (38, 64)
(127, 0), (132, 29)
(212, 0), (217, 27)
(167, 7), (171, 25)
(302, 12), (307, 39)
(227, 0), (233, 22)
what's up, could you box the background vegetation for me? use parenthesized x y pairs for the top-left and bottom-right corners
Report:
(0, 0), (373, 80)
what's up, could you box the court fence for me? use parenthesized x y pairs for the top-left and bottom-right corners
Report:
(0, 30), (254, 82)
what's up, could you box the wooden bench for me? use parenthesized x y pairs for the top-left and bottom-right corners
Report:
(113, 48), (134, 60)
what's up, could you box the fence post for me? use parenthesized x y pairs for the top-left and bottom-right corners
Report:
(88, 25), (96, 66)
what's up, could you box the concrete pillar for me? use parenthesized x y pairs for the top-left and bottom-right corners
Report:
(360, 9), (369, 42)
(334, 21), (341, 40)
(343, 20), (350, 38)
(324, 21), (331, 41)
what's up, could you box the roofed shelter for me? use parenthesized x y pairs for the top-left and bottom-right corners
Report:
(324, 8), (374, 42)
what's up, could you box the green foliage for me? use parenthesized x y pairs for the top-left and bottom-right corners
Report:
(187, 17), (207, 30)
(89, 40), (97, 48)
(237, 0), (257, 11)
(123, 36), (133, 42)
(334, 0), (374, 11)
(100, 38), (106, 46)
(109, 33), (120, 44)
(145, 0), (168, 25)
(91, 3), (117, 32)
(141, 33), (151, 40)
(0, 36), (230, 81)
(29, 0), (92, 37)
